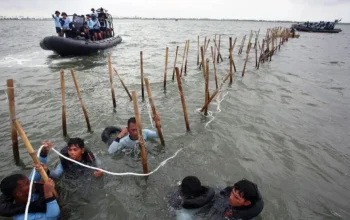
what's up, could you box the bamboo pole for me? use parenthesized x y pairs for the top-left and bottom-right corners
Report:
(140, 51), (145, 101)
(242, 41), (252, 77)
(217, 35), (223, 63)
(204, 39), (210, 55)
(255, 37), (258, 68)
(197, 36), (200, 66)
(214, 39), (223, 63)
(164, 47), (169, 91)
(201, 71), (231, 112)
(174, 67), (190, 131)
(211, 46), (218, 89)
(232, 37), (237, 50)
(113, 68), (132, 101)
(144, 78), (165, 146)
(204, 59), (209, 116)
(200, 46), (206, 76)
(60, 70), (67, 137)
(70, 69), (91, 132)
(131, 91), (149, 174)
(184, 40), (190, 75)
(246, 31), (253, 54)
(172, 46), (179, 80)
(180, 40), (187, 76)
(229, 47), (234, 84)
(13, 120), (49, 181)
(6, 79), (19, 164)
(108, 56), (117, 108)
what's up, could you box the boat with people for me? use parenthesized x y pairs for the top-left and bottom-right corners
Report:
(292, 19), (342, 33)
(40, 7), (122, 56)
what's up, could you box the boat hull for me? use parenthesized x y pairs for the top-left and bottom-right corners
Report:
(40, 36), (122, 56)
(295, 27), (342, 33)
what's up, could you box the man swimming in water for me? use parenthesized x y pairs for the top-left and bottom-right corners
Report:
(107, 114), (160, 154)
(194, 179), (264, 220)
(35, 138), (103, 180)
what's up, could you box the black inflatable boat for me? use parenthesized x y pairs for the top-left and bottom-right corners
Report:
(40, 35), (122, 56)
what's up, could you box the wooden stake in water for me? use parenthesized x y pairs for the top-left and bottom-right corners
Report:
(164, 47), (169, 91)
(70, 69), (92, 132)
(211, 46), (218, 89)
(197, 36), (200, 66)
(180, 40), (187, 76)
(255, 37), (258, 68)
(200, 46), (206, 76)
(217, 35), (223, 63)
(172, 46), (179, 80)
(204, 59), (210, 116)
(144, 78), (165, 146)
(131, 91), (149, 174)
(232, 37), (237, 50)
(60, 70), (67, 137)
(140, 51), (145, 101)
(6, 79), (19, 164)
(108, 56), (117, 108)
(242, 41), (252, 77)
(113, 68), (132, 101)
(175, 67), (190, 131)
(184, 40), (190, 75)
(201, 71), (232, 112)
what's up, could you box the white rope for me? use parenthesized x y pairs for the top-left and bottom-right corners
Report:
(24, 145), (44, 220)
(51, 147), (183, 176)
(24, 145), (183, 219)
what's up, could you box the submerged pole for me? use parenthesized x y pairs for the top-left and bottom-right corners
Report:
(108, 56), (117, 108)
(6, 79), (20, 164)
(175, 67), (190, 131)
(60, 70), (67, 137)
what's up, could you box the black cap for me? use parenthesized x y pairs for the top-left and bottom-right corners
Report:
(61, 12), (67, 16)
(55, 11), (60, 14)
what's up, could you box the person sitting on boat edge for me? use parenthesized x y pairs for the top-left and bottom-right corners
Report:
(107, 115), (161, 154)
(168, 176), (215, 220)
(0, 173), (60, 220)
(52, 11), (62, 37)
(194, 179), (264, 220)
(35, 139), (104, 181)
(98, 12), (107, 39)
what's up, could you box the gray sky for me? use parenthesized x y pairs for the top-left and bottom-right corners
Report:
(1, 0), (349, 22)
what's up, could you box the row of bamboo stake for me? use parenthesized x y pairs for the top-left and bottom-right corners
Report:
(7, 26), (295, 174)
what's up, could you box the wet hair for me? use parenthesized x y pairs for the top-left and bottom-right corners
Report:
(233, 179), (259, 204)
(181, 176), (203, 197)
(67, 137), (85, 149)
(127, 117), (137, 127)
(0, 174), (26, 197)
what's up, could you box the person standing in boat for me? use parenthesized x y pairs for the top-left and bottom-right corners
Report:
(98, 9), (107, 39)
(91, 14), (102, 40)
(107, 115), (161, 154)
(52, 11), (62, 37)
(91, 8), (99, 18)
(86, 14), (95, 41)
(61, 12), (71, 38)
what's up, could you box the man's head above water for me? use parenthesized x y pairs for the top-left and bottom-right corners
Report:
(67, 138), (85, 161)
(229, 179), (259, 208)
(0, 174), (29, 203)
(127, 117), (138, 140)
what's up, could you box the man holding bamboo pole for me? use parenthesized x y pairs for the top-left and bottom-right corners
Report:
(0, 162), (60, 219)
(107, 115), (161, 154)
